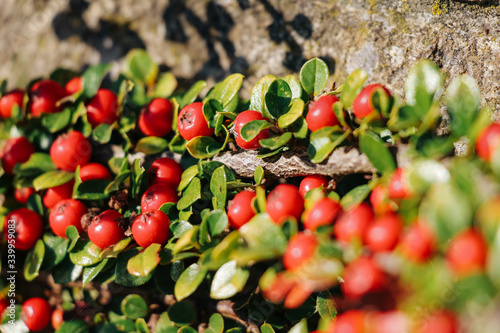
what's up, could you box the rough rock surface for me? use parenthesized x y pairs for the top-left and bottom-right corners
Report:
(1, 0), (500, 117)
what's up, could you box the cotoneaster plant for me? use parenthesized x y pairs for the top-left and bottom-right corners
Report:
(1, 50), (500, 333)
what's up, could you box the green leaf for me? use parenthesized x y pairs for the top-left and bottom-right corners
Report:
(135, 136), (169, 155)
(340, 184), (371, 210)
(250, 75), (277, 116)
(66, 225), (80, 252)
(13, 153), (56, 177)
(82, 258), (110, 285)
(210, 166), (227, 210)
(121, 294), (148, 320)
(174, 263), (208, 301)
(185, 135), (224, 159)
(26, 193), (44, 216)
(24, 239), (45, 282)
(33, 170), (74, 191)
(127, 243), (161, 277)
(308, 127), (350, 163)
(69, 241), (102, 266)
(405, 59), (443, 117)
(92, 123), (114, 144)
(265, 79), (292, 119)
(56, 320), (89, 333)
(41, 107), (72, 133)
(332, 101), (346, 127)
(210, 260), (250, 299)
(445, 75), (481, 137)
(173, 226), (199, 254)
(259, 132), (292, 150)
(159, 202), (179, 222)
(100, 238), (132, 259)
(359, 131), (396, 174)
(282, 74), (304, 100)
(178, 327), (198, 333)
(116, 248), (155, 287)
(42, 234), (69, 269)
(240, 120), (272, 142)
(340, 68), (368, 108)
(254, 166), (264, 186)
(288, 319), (308, 333)
(154, 72), (177, 98)
(219, 74), (244, 111)
(82, 63), (112, 98)
(105, 171), (132, 194)
(178, 165), (199, 192)
(289, 116), (309, 139)
(316, 291), (337, 320)
(131, 158), (145, 198)
(136, 318), (150, 333)
(168, 302), (197, 326)
(238, 214), (287, 253)
(207, 209), (229, 237)
(177, 177), (201, 210)
(208, 313), (224, 333)
(420, 183), (473, 243)
(300, 58), (329, 96)
(203, 99), (223, 126)
(278, 98), (305, 128)
(181, 80), (207, 108)
(126, 49), (159, 86)
(261, 324), (276, 333)
(52, 257), (83, 284)
(75, 179), (111, 200)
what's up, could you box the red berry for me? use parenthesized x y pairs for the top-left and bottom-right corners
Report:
(303, 197), (342, 231)
(86, 88), (118, 127)
(299, 175), (328, 198)
(132, 210), (171, 247)
(14, 187), (36, 204)
(370, 185), (394, 216)
(399, 221), (435, 263)
(141, 183), (179, 212)
(22, 297), (51, 332)
(138, 98), (174, 137)
(79, 163), (112, 182)
(51, 308), (64, 330)
(49, 199), (87, 238)
(284, 283), (313, 309)
(266, 184), (304, 224)
(475, 123), (500, 161)
(29, 79), (66, 117)
(341, 256), (386, 299)
(364, 214), (403, 252)
(2, 208), (43, 250)
(261, 272), (295, 303)
(177, 102), (214, 141)
(416, 311), (458, 333)
(50, 130), (92, 171)
(446, 228), (487, 276)
(42, 180), (74, 209)
(388, 168), (411, 199)
(306, 94), (340, 132)
(369, 311), (410, 333)
(228, 191), (256, 229)
(334, 203), (374, 243)
(0, 298), (8, 315)
(0, 89), (24, 118)
(148, 157), (183, 188)
(234, 110), (270, 150)
(283, 232), (318, 271)
(88, 210), (126, 249)
(1, 136), (35, 174)
(65, 77), (83, 95)
(327, 310), (366, 333)
(352, 84), (391, 119)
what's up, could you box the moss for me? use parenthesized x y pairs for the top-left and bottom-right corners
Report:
(388, 7), (410, 34)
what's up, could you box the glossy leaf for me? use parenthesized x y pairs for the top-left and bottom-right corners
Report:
(240, 120), (272, 142)
(265, 79), (292, 119)
(24, 239), (45, 282)
(260, 132), (292, 150)
(359, 131), (396, 174)
(300, 58), (329, 96)
(181, 80), (207, 108)
(278, 98), (305, 128)
(42, 234), (69, 269)
(405, 59), (443, 117)
(69, 241), (102, 266)
(178, 165), (199, 192)
(174, 263), (208, 301)
(121, 294), (148, 320)
(167, 301), (197, 326)
(135, 136), (169, 155)
(254, 166), (264, 186)
(14, 153), (56, 177)
(185, 135), (224, 159)
(250, 75), (277, 117)
(116, 248), (154, 287)
(41, 107), (72, 133)
(177, 177), (201, 210)
(446, 75), (481, 137)
(340, 68), (368, 108)
(66, 225), (80, 252)
(127, 243), (161, 277)
(92, 123), (114, 144)
(210, 260), (250, 299)
(210, 166), (227, 210)
(340, 184), (371, 209)
(33, 170), (74, 191)
(82, 63), (112, 98)
(154, 72), (177, 98)
(126, 49), (159, 86)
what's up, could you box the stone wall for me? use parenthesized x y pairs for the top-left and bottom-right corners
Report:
(1, 0), (500, 115)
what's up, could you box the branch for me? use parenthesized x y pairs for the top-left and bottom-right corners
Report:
(212, 145), (410, 179)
